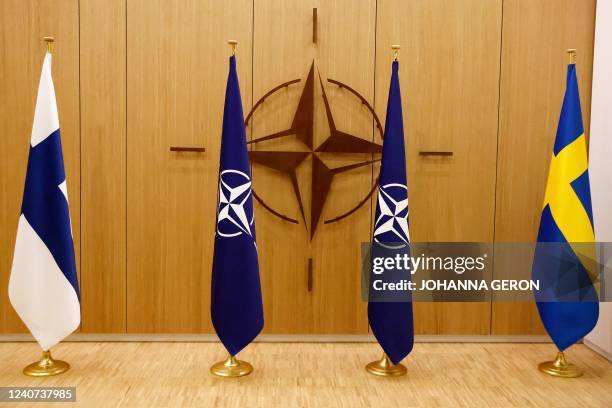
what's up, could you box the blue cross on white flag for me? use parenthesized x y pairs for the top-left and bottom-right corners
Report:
(8, 52), (80, 351)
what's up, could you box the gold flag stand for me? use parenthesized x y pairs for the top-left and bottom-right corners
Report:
(210, 354), (253, 378)
(23, 350), (70, 377)
(538, 351), (583, 378)
(365, 353), (407, 377)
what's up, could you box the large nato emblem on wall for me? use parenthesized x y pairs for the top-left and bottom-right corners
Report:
(245, 61), (383, 240)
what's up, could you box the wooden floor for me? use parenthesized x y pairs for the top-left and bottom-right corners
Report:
(0, 342), (610, 407)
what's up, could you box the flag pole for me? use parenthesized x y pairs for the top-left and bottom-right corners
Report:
(209, 39), (255, 379)
(22, 36), (72, 378)
(365, 44), (408, 379)
(536, 49), (583, 379)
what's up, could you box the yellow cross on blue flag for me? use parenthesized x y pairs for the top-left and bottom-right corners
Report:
(532, 59), (599, 352)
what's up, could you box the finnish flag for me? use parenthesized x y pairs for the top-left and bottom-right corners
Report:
(8, 52), (80, 350)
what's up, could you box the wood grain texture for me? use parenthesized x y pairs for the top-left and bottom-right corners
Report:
(492, 0), (597, 335)
(0, 0), (599, 336)
(251, 0), (317, 334)
(0, 0), (80, 333)
(311, 0), (375, 334)
(252, 0), (375, 334)
(80, 0), (127, 333)
(375, 0), (503, 334)
(126, 0), (253, 332)
(0, 342), (610, 407)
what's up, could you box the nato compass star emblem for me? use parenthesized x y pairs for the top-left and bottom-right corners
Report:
(217, 169), (254, 238)
(373, 183), (410, 243)
(245, 62), (384, 240)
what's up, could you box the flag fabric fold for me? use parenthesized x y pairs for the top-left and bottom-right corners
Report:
(8, 52), (80, 351)
(211, 55), (264, 356)
(368, 60), (414, 364)
(532, 62), (599, 351)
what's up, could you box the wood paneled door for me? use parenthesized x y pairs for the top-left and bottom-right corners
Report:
(492, 0), (596, 335)
(80, 0), (127, 333)
(126, 0), (253, 333)
(375, 0), (502, 334)
(252, 0), (376, 334)
(249, 0), (380, 334)
(0, 0), (80, 334)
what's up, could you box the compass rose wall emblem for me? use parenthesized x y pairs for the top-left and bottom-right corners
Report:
(246, 62), (384, 240)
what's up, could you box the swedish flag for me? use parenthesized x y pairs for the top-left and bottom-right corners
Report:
(532, 60), (599, 351)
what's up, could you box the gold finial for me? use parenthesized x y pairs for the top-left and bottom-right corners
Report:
(228, 40), (238, 56)
(567, 49), (577, 65)
(43, 36), (54, 54)
(391, 44), (400, 61)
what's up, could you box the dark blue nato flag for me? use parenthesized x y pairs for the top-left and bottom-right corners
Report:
(211, 55), (263, 356)
(368, 60), (414, 365)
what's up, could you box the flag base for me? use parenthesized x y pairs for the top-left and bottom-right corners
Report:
(23, 350), (70, 377)
(538, 351), (583, 378)
(365, 353), (407, 377)
(210, 354), (253, 378)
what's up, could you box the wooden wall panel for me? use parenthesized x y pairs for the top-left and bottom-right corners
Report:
(251, 0), (316, 333)
(492, 0), (597, 335)
(80, 0), (127, 332)
(311, 0), (375, 334)
(0, 0), (598, 336)
(252, 0), (375, 334)
(0, 0), (80, 333)
(126, 0), (253, 332)
(376, 0), (502, 334)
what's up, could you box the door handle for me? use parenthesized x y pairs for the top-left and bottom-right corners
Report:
(419, 151), (453, 156)
(169, 146), (206, 153)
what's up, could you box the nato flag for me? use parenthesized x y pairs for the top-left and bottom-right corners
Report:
(368, 60), (414, 364)
(211, 55), (264, 356)
(532, 63), (599, 352)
